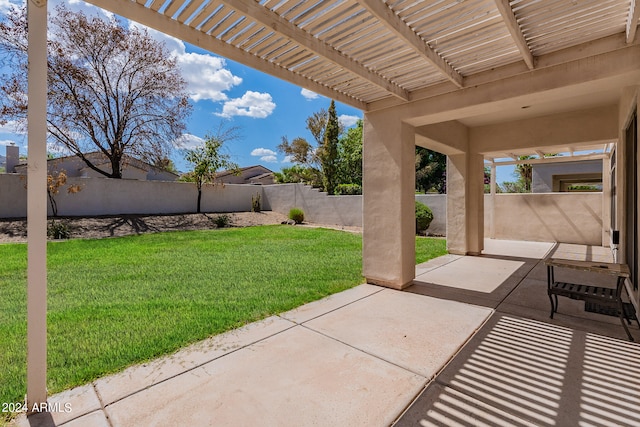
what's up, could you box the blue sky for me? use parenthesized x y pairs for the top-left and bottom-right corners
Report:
(0, 0), (363, 174)
(0, 0), (517, 183)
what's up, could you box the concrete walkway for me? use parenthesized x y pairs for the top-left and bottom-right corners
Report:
(401, 239), (640, 426)
(15, 286), (492, 426)
(14, 239), (640, 426)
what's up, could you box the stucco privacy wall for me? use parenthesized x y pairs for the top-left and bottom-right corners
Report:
(0, 176), (602, 245)
(485, 193), (603, 245)
(262, 184), (447, 234)
(262, 183), (364, 228)
(0, 175), (262, 217)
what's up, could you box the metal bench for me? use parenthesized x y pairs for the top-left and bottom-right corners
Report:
(546, 258), (637, 341)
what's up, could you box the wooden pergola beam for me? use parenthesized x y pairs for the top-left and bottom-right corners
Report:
(84, 0), (368, 110)
(360, 0), (464, 88)
(494, 0), (535, 69)
(627, 0), (640, 43)
(218, 0), (409, 101)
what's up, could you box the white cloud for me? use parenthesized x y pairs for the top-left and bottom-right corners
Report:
(216, 91), (276, 119)
(339, 114), (360, 127)
(282, 155), (294, 163)
(178, 53), (242, 102)
(260, 155), (278, 163)
(129, 24), (242, 103)
(55, 0), (114, 20)
(251, 148), (276, 157)
(0, 139), (16, 146)
(301, 88), (319, 100)
(0, 120), (25, 134)
(173, 133), (205, 150)
(0, 0), (17, 13)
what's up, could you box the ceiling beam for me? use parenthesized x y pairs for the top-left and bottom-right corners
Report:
(491, 152), (606, 167)
(627, 0), (640, 43)
(359, 0), (464, 88)
(83, 0), (368, 110)
(494, 0), (535, 69)
(218, 0), (409, 101)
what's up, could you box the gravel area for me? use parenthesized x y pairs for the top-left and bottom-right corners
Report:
(0, 211), (291, 243)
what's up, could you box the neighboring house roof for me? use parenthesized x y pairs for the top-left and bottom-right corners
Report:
(216, 165), (275, 185)
(13, 152), (179, 181)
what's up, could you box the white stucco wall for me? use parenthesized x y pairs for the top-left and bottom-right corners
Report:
(0, 176), (603, 246)
(0, 174), (27, 218)
(532, 159), (603, 193)
(484, 193), (603, 245)
(0, 175), (263, 217)
(262, 184), (363, 227)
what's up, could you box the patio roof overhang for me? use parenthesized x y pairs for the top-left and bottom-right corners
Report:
(23, 0), (640, 409)
(81, 0), (640, 118)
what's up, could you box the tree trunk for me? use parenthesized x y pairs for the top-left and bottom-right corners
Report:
(110, 154), (122, 179)
(197, 189), (202, 213)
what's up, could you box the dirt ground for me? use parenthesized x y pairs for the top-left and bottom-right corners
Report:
(0, 211), (291, 243)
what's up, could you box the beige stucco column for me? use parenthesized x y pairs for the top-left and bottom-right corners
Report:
(362, 112), (415, 289)
(27, 0), (48, 407)
(447, 151), (485, 255)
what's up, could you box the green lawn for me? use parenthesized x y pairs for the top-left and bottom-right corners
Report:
(0, 225), (446, 418)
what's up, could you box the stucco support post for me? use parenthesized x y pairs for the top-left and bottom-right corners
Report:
(490, 163), (496, 239)
(27, 0), (48, 407)
(447, 152), (485, 255)
(362, 112), (415, 289)
(602, 156), (611, 247)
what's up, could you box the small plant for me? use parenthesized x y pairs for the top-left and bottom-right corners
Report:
(288, 208), (305, 224)
(214, 214), (230, 228)
(251, 193), (261, 212)
(47, 220), (71, 239)
(47, 170), (82, 217)
(415, 201), (434, 235)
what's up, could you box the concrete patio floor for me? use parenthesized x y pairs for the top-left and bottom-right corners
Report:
(14, 239), (640, 427)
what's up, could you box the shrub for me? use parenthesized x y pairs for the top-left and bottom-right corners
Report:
(47, 220), (70, 239)
(415, 201), (433, 235)
(251, 193), (261, 212)
(288, 208), (305, 224)
(214, 214), (230, 228)
(334, 184), (362, 195)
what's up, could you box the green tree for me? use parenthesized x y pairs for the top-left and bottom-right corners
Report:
(500, 155), (533, 193)
(273, 165), (320, 184)
(319, 100), (340, 194)
(415, 147), (446, 193)
(153, 157), (178, 174)
(336, 119), (363, 187)
(0, 6), (191, 178)
(182, 130), (239, 213)
(277, 102), (347, 191)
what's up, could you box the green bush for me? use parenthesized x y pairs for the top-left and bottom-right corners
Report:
(415, 201), (433, 234)
(334, 184), (362, 195)
(47, 220), (70, 239)
(214, 214), (230, 228)
(289, 208), (305, 224)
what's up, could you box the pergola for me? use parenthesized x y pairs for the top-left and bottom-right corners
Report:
(25, 0), (640, 406)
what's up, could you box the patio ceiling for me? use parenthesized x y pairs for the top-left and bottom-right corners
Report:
(83, 0), (640, 113)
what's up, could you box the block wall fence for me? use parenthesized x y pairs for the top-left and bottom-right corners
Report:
(0, 176), (602, 244)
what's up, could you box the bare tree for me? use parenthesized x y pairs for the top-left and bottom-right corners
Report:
(0, 6), (192, 178)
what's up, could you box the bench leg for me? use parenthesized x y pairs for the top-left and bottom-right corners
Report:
(548, 292), (557, 319)
(618, 300), (634, 342)
(616, 277), (635, 342)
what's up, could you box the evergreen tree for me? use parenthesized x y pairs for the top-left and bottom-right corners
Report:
(319, 100), (340, 194)
(415, 147), (446, 193)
